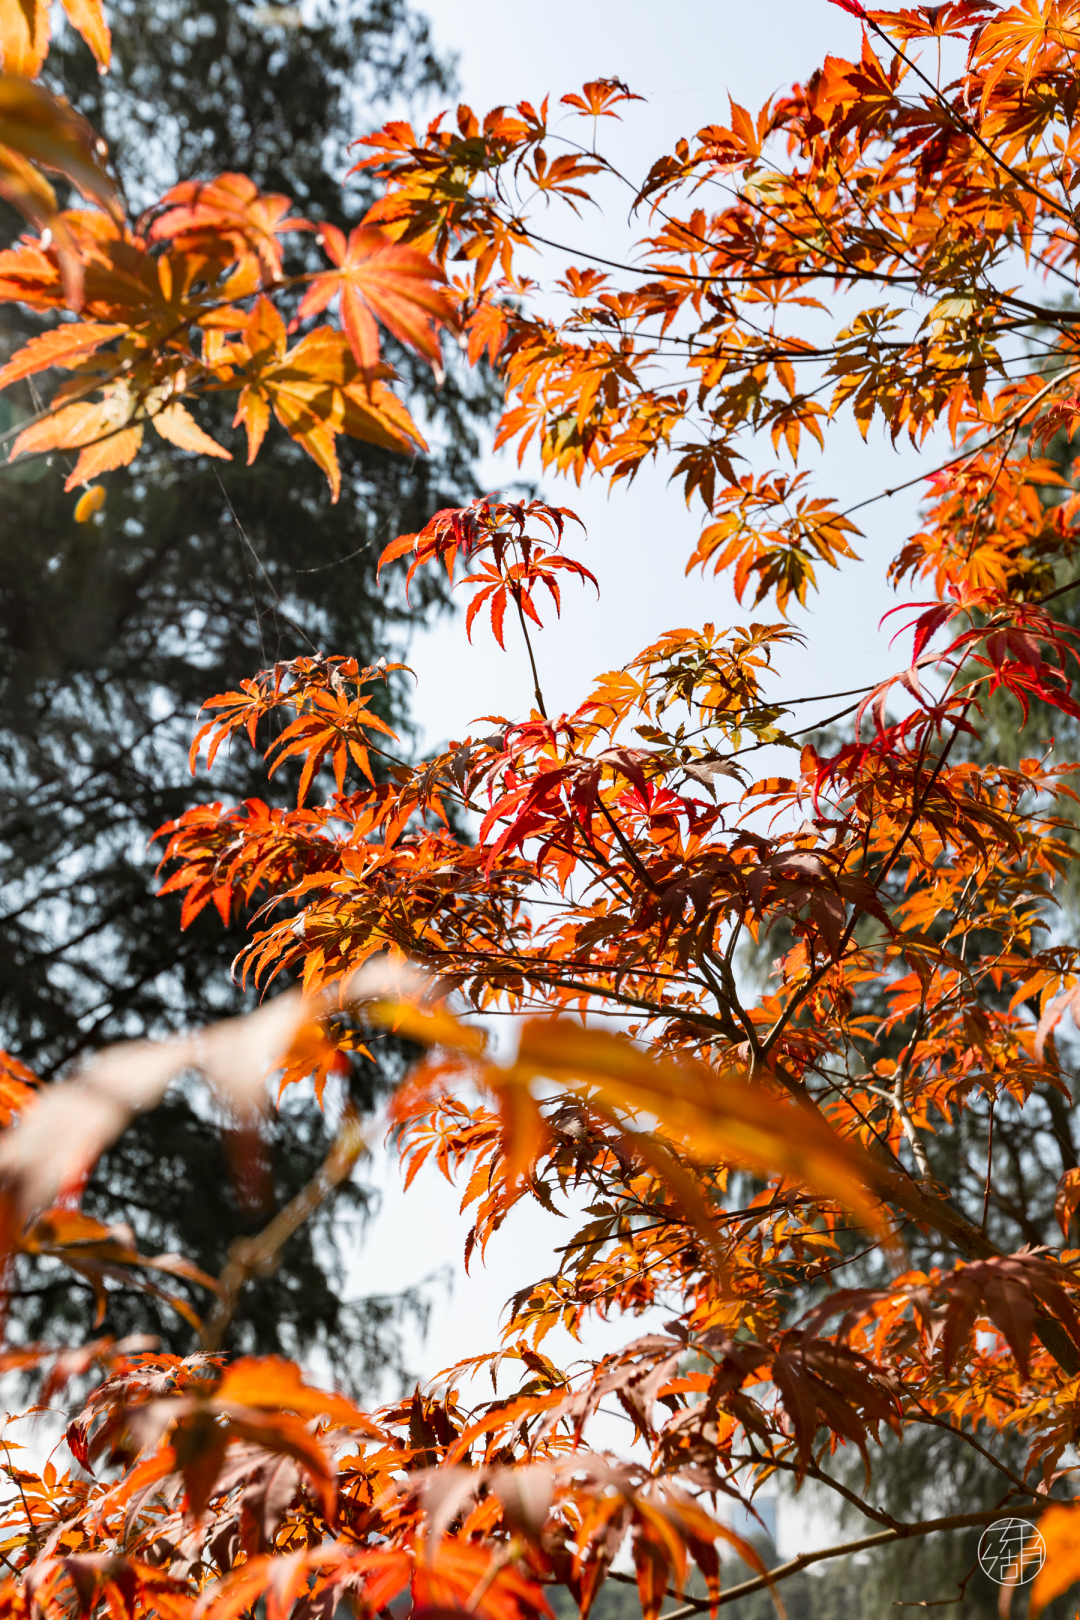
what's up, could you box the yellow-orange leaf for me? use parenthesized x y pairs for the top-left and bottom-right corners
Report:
(0, 0), (49, 76)
(1056, 1169), (1080, 1244)
(1, 0), (110, 73)
(0, 321), (124, 392)
(60, 0), (110, 70)
(151, 401), (231, 460)
(0, 77), (119, 305)
(233, 384), (270, 463)
(214, 1356), (383, 1435)
(297, 223), (454, 371)
(10, 394), (141, 488)
(73, 482), (105, 521)
(509, 1020), (889, 1239)
(65, 421), (142, 488)
(1030, 1503), (1080, 1617)
(0, 76), (118, 222)
(0, 1049), (36, 1127)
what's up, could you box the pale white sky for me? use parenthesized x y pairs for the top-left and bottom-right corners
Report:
(348, 1), (928, 1561)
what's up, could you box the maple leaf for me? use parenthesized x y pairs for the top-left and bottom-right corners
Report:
(1034, 980), (1080, 1063)
(868, 3), (996, 41)
(232, 295), (428, 498)
(4, 373), (230, 486)
(560, 79), (645, 119)
(375, 1002), (889, 1238)
(213, 1356), (382, 1434)
(296, 224), (454, 372)
(0, 0), (49, 76)
(0, 1050), (36, 1127)
(938, 1252), (1080, 1380)
(0, 0), (110, 76)
(199, 1549), (415, 1620)
(524, 149), (605, 211)
(1057, 1169), (1080, 1240)
(8, 385), (145, 488)
(197, 1550), (324, 1620)
(18, 1208), (220, 1333)
(151, 400), (231, 460)
(59, 0), (111, 67)
(0, 81), (117, 219)
(59, 1559), (188, 1620)
(148, 172), (306, 281)
(0, 76), (120, 305)
(1031, 1502), (1080, 1618)
(0, 320), (124, 391)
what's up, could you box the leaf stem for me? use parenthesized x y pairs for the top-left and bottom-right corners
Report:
(511, 584), (548, 718)
(201, 1108), (366, 1352)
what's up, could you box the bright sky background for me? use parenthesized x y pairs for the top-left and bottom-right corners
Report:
(346, 0), (935, 1560)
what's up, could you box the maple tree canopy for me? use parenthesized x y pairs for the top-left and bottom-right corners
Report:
(10, 0), (1080, 1614)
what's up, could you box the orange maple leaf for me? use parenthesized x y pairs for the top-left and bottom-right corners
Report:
(296, 223), (454, 372)
(148, 172), (307, 282)
(0, 0), (110, 76)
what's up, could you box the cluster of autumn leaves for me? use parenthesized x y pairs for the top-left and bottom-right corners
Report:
(0, 1), (455, 503)
(9, 0), (1080, 1615)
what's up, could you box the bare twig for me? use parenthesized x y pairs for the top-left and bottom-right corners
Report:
(645, 1502), (1040, 1615)
(201, 1106), (367, 1352)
